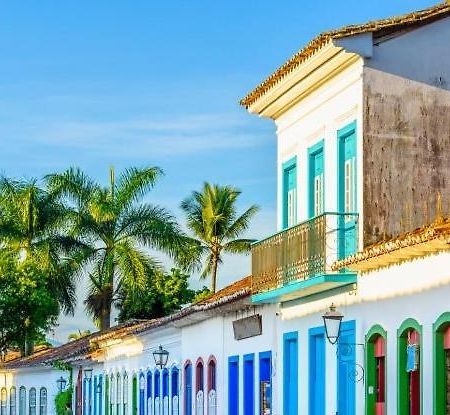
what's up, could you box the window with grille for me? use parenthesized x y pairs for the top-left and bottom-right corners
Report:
(38, 389), (46, 415)
(28, 389), (36, 415)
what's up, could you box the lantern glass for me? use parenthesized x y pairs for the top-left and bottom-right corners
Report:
(152, 345), (169, 369)
(57, 376), (67, 392)
(322, 304), (344, 345)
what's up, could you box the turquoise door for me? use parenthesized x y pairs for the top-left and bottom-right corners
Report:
(309, 142), (324, 218)
(283, 332), (298, 415)
(309, 327), (325, 415)
(283, 157), (297, 229)
(337, 321), (356, 415)
(338, 122), (357, 259)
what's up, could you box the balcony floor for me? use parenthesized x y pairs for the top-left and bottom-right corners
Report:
(251, 272), (357, 304)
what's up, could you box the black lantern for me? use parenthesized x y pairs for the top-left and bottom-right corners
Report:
(322, 304), (344, 345)
(84, 368), (93, 381)
(152, 345), (169, 369)
(56, 376), (67, 392)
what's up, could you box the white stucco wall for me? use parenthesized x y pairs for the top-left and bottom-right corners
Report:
(274, 58), (365, 242)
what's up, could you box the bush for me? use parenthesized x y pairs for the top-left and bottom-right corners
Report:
(54, 387), (72, 415)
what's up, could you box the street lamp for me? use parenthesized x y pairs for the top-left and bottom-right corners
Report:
(322, 304), (344, 345)
(152, 345), (169, 369)
(56, 376), (67, 392)
(84, 369), (93, 381)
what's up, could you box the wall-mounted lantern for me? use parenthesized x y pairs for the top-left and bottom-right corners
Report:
(322, 303), (344, 345)
(84, 369), (93, 381)
(56, 376), (67, 392)
(152, 345), (169, 369)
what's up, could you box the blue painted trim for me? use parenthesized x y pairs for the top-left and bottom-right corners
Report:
(282, 156), (297, 229)
(283, 332), (298, 415)
(337, 320), (356, 415)
(338, 120), (357, 138)
(308, 140), (324, 218)
(251, 272), (357, 304)
(228, 356), (239, 415)
(244, 354), (255, 415)
(309, 326), (326, 415)
(259, 351), (272, 361)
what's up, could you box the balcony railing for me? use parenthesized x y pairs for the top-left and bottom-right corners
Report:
(251, 212), (359, 295)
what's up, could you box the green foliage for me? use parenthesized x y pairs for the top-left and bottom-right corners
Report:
(55, 387), (73, 415)
(0, 177), (85, 315)
(118, 268), (210, 321)
(67, 330), (91, 341)
(46, 166), (191, 330)
(0, 253), (59, 355)
(181, 183), (259, 292)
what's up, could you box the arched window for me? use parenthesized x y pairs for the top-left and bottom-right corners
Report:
(171, 368), (179, 415)
(123, 373), (128, 415)
(433, 312), (450, 415)
(162, 369), (169, 415)
(1, 388), (7, 415)
(366, 325), (387, 415)
(398, 319), (422, 415)
(146, 371), (152, 415)
(195, 360), (204, 415)
(110, 374), (115, 415)
(184, 363), (192, 415)
(10, 387), (17, 415)
(38, 388), (47, 415)
(138, 373), (145, 415)
(207, 357), (217, 415)
(18, 388), (26, 415)
(28, 388), (36, 415)
(154, 370), (160, 415)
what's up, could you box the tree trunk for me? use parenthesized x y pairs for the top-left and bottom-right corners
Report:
(100, 307), (111, 331)
(211, 256), (219, 294)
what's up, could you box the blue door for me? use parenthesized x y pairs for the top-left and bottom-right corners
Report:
(309, 327), (325, 415)
(259, 352), (272, 415)
(337, 320), (356, 415)
(146, 372), (152, 415)
(184, 365), (192, 415)
(283, 332), (298, 415)
(244, 354), (255, 415)
(338, 122), (357, 259)
(228, 356), (239, 415)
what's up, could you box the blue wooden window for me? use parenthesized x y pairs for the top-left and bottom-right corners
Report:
(337, 320), (356, 415)
(184, 363), (192, 415)
(243, 354), (255, 415)
(283, 332), (298, 415)
(138, 373), (145, 415)
(308, 141), (325, 218)
(282, 157), (297, 229)
(337, 121), (357, 258)
(228, 356), (239, 415)
(98, 375), (103, 415)
(259, 352), (272, 415)
(309, 327), (325, 415)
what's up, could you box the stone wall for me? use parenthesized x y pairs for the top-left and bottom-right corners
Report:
(363, 67), (450, 246)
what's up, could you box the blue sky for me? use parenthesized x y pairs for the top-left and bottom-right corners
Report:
(0, 0), (436, 340)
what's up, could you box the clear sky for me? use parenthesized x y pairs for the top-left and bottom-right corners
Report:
(0, 0), (437, 341)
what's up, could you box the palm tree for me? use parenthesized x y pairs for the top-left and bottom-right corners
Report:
(0, 177), (84, 314)
(46, 166), (190, 331)
(68, 330), (91, 341)
(181, 183), (259, 293)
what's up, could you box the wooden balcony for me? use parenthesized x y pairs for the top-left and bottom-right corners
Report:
(251, 212), (359, 303)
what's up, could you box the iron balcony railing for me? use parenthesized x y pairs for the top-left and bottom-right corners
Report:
(251, 212), (359, 295)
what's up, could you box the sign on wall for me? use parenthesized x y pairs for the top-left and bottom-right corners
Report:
(232, 314), (262, 340)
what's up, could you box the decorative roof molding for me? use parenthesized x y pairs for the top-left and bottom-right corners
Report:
(332, 219), (450, 273)
(240, 2), (450, 110)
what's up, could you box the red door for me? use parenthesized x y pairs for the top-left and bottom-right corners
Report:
(76, 369), (83, 415)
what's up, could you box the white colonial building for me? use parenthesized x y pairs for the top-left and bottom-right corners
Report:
(2, 2), (450, 415)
